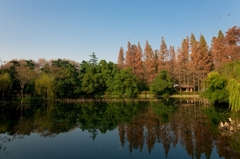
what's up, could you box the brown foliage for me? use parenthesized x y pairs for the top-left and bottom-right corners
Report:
(158, 37), (169, 72)
(132, 42), (144, 81)
(143, 40), (157, 85)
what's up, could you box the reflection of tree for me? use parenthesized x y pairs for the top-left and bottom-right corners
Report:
(1, 100), (240, 158)
(127, 112), (145, 153)
(119, 100), (176, 156)
(88, 127), (98, 140)
(145, 108), (158, 154)
(150, 100), (175, 156)
(118, 124), (126, 146)
(117, 99), (240, 158)
(14, 103), (33, 136)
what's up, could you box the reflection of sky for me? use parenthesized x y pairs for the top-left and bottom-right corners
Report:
(2, 128), (220, 159)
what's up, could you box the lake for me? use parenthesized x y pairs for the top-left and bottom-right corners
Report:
(0, 99), (240, 159)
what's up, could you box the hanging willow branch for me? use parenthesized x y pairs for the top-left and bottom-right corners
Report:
(227, 79), (240, 112)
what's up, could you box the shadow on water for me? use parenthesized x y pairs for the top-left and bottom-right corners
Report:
(0, 99), (240, 158)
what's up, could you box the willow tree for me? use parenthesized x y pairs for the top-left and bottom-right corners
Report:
(205, 61), (240, 111)
(223, 61), (240, 111)
(35, 73), (55, 99)
(227, 79), (240, 112)
(0, 72), (12, 98)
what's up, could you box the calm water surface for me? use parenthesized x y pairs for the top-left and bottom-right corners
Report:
(0, 99), (239, 159)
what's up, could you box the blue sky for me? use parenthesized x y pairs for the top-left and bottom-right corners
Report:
(1, 0), (240, 63)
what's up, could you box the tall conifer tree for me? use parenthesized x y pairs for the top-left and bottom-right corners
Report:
(117, 47), (125, 69)
(179, 37), (189, 85)
(133, 42), (144, 82)
(210, 30), (227, 70)
(198, 34), (213, 91)
(169, 45), (177, 81)
(125, 41), (134, 68)
(190, 33), (199, 91)
(225, 26), (240, 61)
(143, 40), (157, 85)
(158, 37), (169, 72)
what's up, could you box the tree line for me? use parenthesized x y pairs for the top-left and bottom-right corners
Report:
(117, 26), (240, 92)
(0, 26), (239, 101)
(0, 53), (142, 99)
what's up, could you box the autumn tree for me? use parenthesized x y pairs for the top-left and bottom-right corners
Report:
(179, 36), (190, 86)
(168, 45), (177, 81)
(132, 42), (145, 84)
(125, 41), (135, 68)
(225, 26), (240, 61)
(158, 37), (169, 72)
(198, 34), (213, 91)
(117, 47), (125, 69)
(190, 33), (199, 91)
(15, 62), (36, 99)
(143, 40), (157, 85)
(211, 30), (228, 70)
(35, 58), (49, 73)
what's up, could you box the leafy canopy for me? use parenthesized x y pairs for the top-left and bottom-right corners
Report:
(150, 70), (174, 95)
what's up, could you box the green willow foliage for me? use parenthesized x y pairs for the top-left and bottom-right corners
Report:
(224, 61), (240, 112)
(227, 79), (240, 112)
(204, 61), (240, 111)
(35, 74), (55, 99)
(203, 71), (228, 103)
(0, 72), (12, 96)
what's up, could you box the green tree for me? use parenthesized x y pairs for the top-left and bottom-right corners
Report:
(51, 59), (79, 98)
(150, 70), (174, 95)
(35, 73), (55, 99)
(98, 60), (118, 95)
(79, 62), (101, 96)
(203, 71), (228, 103)
(108, 68), (139, 98)
(0, 72), (12, 98)
(89, 52), (98, 66)
(223, 61), (240, 111)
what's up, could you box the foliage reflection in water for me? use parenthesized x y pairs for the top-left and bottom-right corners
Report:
(0, 99), (240, 159)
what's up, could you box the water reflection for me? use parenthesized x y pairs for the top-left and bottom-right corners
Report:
(0, 99), (240, 158)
